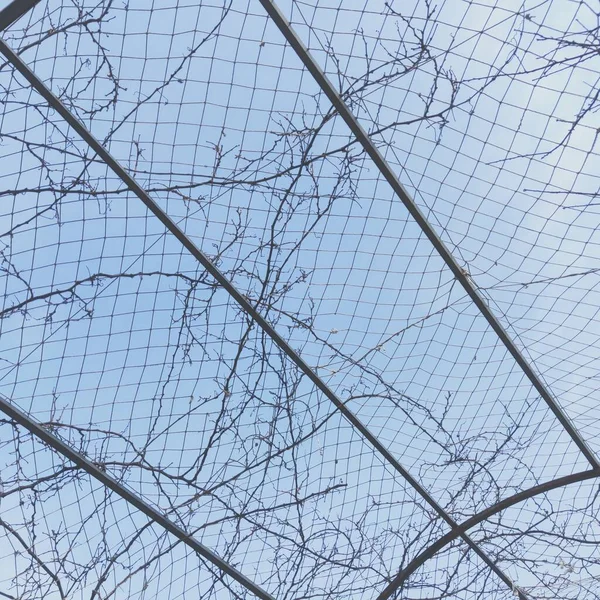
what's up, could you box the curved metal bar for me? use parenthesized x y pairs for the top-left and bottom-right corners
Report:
(377, 469), (600, 600)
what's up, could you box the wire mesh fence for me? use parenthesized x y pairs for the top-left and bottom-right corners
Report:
(0, 0), (599, 598)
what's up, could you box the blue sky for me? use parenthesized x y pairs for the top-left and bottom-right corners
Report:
(0, 0), (599, 598)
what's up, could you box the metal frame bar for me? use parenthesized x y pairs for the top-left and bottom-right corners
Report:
(0, 33), (529, 600)
(0, 0), (40, 32)
(0, 394), (276, 600)
(256, 0), (600, 472)
(253, 1), (600, 596)
(0, 2), (594, 598)
(377, 468), (600, 600)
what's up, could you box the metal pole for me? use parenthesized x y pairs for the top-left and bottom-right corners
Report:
(256, 0), (600, 472)
(0, 0), (41, 32)
(0, 32), (528, 599)
(0, 394), (275, 600)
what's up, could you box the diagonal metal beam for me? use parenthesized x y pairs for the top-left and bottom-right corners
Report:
(0, 0), (41, 32)
(0, 393), (275, 600)
(255, 0), (600, 472)
(377, 468), (600, 600)
(0, 33), (529, 600)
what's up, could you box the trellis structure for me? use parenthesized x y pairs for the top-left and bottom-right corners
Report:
(1, 0), (600, 598)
